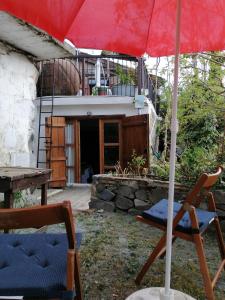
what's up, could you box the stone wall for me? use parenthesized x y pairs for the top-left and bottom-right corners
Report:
(90, 175), (188, 213)
(0, 42), (38, 166)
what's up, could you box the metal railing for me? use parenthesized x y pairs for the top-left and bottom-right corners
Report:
(37, 54), (156, 100)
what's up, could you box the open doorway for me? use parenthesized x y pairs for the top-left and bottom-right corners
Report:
(80, 119), (99, 183)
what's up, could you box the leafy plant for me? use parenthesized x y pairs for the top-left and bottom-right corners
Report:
(127, 150), (147, 176)
(150, 160), (170, 181)
(113, 150), (147, 177)
(178, 146), (218, 184)
(14, 191), (25, 208)
(115, 66), (136, 85)
(155, 52), (225, 187)
(92, 86), (98, 95)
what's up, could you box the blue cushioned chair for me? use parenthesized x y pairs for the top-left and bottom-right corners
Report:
(135, 167), (224, 300)
(0, 201), (82, 300)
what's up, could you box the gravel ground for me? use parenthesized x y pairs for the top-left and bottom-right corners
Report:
(74, 210), (225, 300)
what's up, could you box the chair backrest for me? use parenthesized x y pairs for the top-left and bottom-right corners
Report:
(185, 166), (223, 207)
(0, 201), (75, 249)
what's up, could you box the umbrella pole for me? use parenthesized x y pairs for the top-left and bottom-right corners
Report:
(162, 0), (181, 299)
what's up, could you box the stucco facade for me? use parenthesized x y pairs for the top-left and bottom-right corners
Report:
(0, 42), (38, 166)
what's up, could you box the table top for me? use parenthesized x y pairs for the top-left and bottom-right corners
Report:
(0, 167), (51, 181)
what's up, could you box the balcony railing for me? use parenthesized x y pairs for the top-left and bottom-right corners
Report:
(37, 54), (156, 102)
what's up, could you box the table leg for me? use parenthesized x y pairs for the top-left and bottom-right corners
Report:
(4, 191), (13, 208)
(4, 192), (13, 233)
(41, 183), (48, 205)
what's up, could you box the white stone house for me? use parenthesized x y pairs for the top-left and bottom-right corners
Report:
(0, 12), (158, 187)
(36, 56), (158, 186)
(0, 12), (73, 167)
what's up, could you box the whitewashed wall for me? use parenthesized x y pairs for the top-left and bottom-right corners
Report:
(0, 42), (38, 166)
(35, 96), (158, 169)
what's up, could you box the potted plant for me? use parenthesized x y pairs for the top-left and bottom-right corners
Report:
(111, 66), (137, 96)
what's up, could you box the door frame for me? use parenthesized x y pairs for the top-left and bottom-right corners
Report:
(66, 115), (125, 183)
(99, 118), (122, 174)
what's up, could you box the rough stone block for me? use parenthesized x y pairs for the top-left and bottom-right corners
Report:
(96, 183), (105, 193)
(89, 198), (115, 212)
(149, 187), (168, 204)
(117, 186), (135, 199)
(102, 201), (115, 212)
(115, 195), (133, 211)
(98, 189), (115, 201)
(135, 189), (148, 201)
(89, 199), (104, 210)
(134, 199), (151, 210)
(121, 180), (139, 190)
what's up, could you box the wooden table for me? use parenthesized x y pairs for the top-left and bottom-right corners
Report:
(0, 167), (51, 208)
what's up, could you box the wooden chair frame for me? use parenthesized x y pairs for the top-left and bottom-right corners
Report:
(0, 201), (82, 300)
(135, 166), (224, 300)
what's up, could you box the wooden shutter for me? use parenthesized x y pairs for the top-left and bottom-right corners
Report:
(46, 117), (66, 187)
(122, 114), (149, 168)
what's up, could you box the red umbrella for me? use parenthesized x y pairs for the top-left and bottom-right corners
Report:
(1, 0), (225, 57)
(0, 1), (224, 299)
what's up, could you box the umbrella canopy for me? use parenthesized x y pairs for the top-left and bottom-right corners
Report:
(1, 0), (225, 57)
(0, 1), (224, 299)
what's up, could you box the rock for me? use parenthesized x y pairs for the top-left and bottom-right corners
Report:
(115, 195), (133, 211)
(102, 201), (115, 212)
(89, 199), (104, 210)
(98, 189), (115, 201)
(96, 183), (105, 193)
(117, 186), (135, 199)
(107, 185), (118, 193)
(134, 199), (151, 210)
(121, 180), (139, 190)
(135, 189), (148, 201)
(89, 199), (115, 212)
(149, 187), (168, 204)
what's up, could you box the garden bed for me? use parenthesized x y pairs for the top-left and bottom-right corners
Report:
(90, 174), (188, 213)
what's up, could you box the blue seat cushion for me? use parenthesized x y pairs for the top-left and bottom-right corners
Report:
(142, 199), (216, 234)
(0, 233), (82, 299)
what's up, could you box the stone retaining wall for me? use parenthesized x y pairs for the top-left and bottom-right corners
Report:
(90, 175), (189, 213)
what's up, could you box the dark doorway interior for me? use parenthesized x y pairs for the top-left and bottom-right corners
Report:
(80, 119), (99, 183)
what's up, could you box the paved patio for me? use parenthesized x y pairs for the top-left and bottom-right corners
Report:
(46, 185), (91, 211)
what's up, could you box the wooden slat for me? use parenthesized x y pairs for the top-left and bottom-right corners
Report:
(122, 114), (149, 169)
(0, 201), (70, 230)
(74, 120), (81, 183)
(46, 117), (66, 187)
(99, 119), (104, 174)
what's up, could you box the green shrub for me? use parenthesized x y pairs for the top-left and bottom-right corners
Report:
(178, 146), (218, 184)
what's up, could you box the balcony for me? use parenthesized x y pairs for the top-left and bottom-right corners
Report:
(37, 54), (156, 103)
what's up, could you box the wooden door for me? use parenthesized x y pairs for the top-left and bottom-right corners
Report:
(74, 120), (81, 183)
(99, 119), (122, 174)
(46, 117), (66, 187)
(122, 114), (149, 168)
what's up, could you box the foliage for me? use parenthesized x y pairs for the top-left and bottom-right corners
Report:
(115, 65), (136, 85)
(91, 86), (98, 95)
(113, 150), (147, 177)
(178, 146), (218, 184)
(154, 52), (225, 186)
(14, 191), (25, 208)
(127, 150), (147, 176)
(150, 159), (170, 181)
